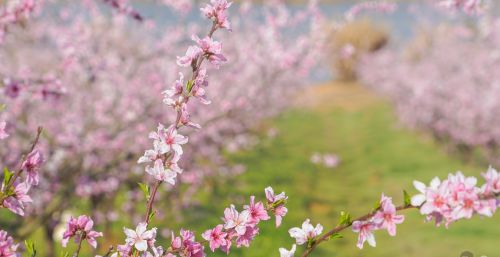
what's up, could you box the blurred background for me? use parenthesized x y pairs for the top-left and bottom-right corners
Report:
(1, 0), (500, 256)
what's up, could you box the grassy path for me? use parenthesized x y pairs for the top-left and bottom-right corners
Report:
(188, 81), (500, 257)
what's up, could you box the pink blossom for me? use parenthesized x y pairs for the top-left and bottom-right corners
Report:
(482, 166), (500, 194)
(274, 205), (288, 228)
(62, 215), (103, 249)
(0, 230), (19, 257)
(123, 223), (157, 252)
(179, 104), (201, 129)
(244, 196), (270, 224)
(202, 224), (227, 252)
(2, 181), (32, 216)
(192, 35), (227, 68)
(21, 149), (44, 186)
(200, 0), (232, 30)
(279, 244), (296, 257)
(223, 205), (250, 235)
(177, 46), (202, 67)
(411, 170), (498, 226)
(116, 244), (133, 257)
(148, 124), (188, 155)
(265, 186), (288, 227)
(235, 226), (259, 248)
(372, 194), (405, 236)
(137, 149), (159, 164)
(0, 121), (8, 140)
(163, 73), (185, 107)
(352, 220), (377, 249)
(174, 229), (205, 257)
(288, 219), (323, 245)
(145, 159), (178, 185)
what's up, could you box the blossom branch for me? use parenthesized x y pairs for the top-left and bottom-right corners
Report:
(286, 169), (500, 257)
(4, 126), (43, 191)
(299, 205), (416, 257)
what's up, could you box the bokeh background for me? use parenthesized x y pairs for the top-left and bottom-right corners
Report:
(1, 0), (500, 257)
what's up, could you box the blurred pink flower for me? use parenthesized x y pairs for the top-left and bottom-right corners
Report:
(0, 121), (8, 140)
(2, 181), (32, 216)
(21, 149), (43, 186)
(201, 0), (232, 30)
(0, 230), (19, 257)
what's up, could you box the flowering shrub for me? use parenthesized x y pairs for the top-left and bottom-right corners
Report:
(359, 18), (500, 164)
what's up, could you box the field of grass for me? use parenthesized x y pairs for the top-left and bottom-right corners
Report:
(12, 82), (500, 257)
(176, 82), (499, 257)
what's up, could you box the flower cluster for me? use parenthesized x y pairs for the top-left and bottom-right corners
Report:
(61, 215), (103, 249)
(0, 230), (18, 257)
(138, 124), (186, 185)
(1, 145), (43, 216)
(411, 168), (499, 227)
(109, 187), (286, 257)
(199, 187), (286, 255)
(200, 0), (232, 31)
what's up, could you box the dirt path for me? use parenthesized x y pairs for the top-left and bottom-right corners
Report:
(294, 80), (382, 111)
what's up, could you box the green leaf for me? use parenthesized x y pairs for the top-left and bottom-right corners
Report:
(328, 233), (343, 240)
(24, 240), (36, 257)
(338, 211), (352, 226)
(373, 199), (381, 211)
(3, 167), (12, 185)
(138, 183), (150, 198)
(186, 80), (194, 93)
(148, 211), (155, 222)
(403, 190), (411, 207)
(59, 252), (69, 257)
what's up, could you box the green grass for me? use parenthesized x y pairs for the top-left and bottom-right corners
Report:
(178, 101), (499, 257)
